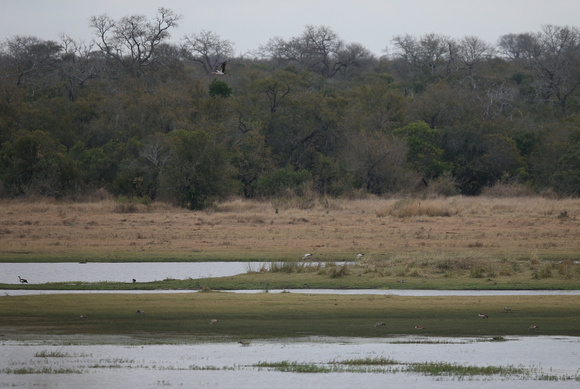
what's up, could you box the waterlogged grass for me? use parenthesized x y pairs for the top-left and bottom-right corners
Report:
(255, 359), (530, 377)
(405, 362), (525, 376)
(256, 361), (334, 373)
(335, 357), (399, 365)
(34, 350), (72, 358)
(1, 367), (85, 374)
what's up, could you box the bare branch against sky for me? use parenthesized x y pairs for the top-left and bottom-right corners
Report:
(1, 0), (579, 56)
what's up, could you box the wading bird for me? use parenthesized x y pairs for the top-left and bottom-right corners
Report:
(375, 322), (386, 327)
(212, 61), (227, 75)
(478, 313), (488, 319)
(415, 325), (425, 329)
(529, 325), (539, 330)
(238, 340), (251, 346)
(136, 310), (146, 314)
(132, 279), (136, 283)
(302, 253), (312, 260)
(210, 319), (218, 325)
(18, 276), (28, 284)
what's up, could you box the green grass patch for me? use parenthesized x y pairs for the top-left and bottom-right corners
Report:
(0, 293), (578, 338)
(405, 362), (525, 376)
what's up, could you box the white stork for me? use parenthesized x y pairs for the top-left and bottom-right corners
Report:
(212, 61), (227, 75)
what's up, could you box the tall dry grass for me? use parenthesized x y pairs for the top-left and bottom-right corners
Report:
(0, 196), (578, 261)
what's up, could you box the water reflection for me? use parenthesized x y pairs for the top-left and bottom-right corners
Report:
(0, 261), (272, 284)
(3, 289), (580, 297)
(1, 336), (578, 388)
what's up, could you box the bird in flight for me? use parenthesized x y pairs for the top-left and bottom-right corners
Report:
(212, 61), (227, 75)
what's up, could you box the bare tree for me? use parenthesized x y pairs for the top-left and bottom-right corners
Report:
(261, 25), (371, 78)
(89, 7), (181, 76)
(182, 30), (235, 74)
(390, 33), (453, 94)
(499, 25), (580, 117)
(59, 35), (103, 101)
(453, 36), (495, 89)
(1, 35), (61, 89)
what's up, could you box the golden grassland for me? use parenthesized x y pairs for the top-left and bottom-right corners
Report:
(0, 195), (579, 262)
(0, 292), (578, 338)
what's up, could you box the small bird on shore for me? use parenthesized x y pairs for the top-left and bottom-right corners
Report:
(79, 314), (88, 319)
(478, 313), (488, 319)
(238, 340), (251, 346)
(375, 322), (386, 327)
(356, 253), (364, 259)
(210, 319), (219, 325)
(529, 325), (539, 330)
(18, 276), (28, 284)
(415, 325), (425, 329)
(136, 310), (146, 314)
(502, 307), (511, 312)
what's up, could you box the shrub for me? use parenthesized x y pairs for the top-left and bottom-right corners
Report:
(481, 182), (536, 197)
(255, 166), (312, 197)
(532, 264), (553, 279)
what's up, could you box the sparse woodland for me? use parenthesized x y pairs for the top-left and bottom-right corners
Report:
(1, 8), (579, 209)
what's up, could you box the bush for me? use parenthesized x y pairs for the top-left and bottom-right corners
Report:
(481, 182), (536, 197)
(254, 166), (312, 197)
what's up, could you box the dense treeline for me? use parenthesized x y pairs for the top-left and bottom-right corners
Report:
(1, 8), (579, 208)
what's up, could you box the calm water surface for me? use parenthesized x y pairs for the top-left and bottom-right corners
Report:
(1, 336), (578, 388)
(1, 262), (263, 284)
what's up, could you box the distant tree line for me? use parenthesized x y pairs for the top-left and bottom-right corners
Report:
(0, 8), (579, 208)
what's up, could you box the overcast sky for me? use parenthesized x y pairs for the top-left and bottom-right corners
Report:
(1, 0), (579, 56)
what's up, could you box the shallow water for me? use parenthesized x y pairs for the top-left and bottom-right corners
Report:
(1, 261), (263, 284)
(1, 336), (578, 388)
(4, 288), (580, 297)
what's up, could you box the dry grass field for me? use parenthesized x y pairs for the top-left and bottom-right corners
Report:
(0, 196), (579, 263)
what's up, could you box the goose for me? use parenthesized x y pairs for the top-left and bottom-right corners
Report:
(132, 279), (136, 283)
(502, 307), (511, 312)
(528, 325), (539, 330)
(210, 319), (218, 325)
(374, 321), (386, 327)
(478, 313), (488, 319)
(80, 314), (88, 319)
(238, 340), (251, 346)
(212, 61), (227, 75)
(18, 276), (28, 284)
(414, 325), (425, 329)
(356, 253), (364, 259)
(136, 310), (146, 314)
(302, 253), (312, 260)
